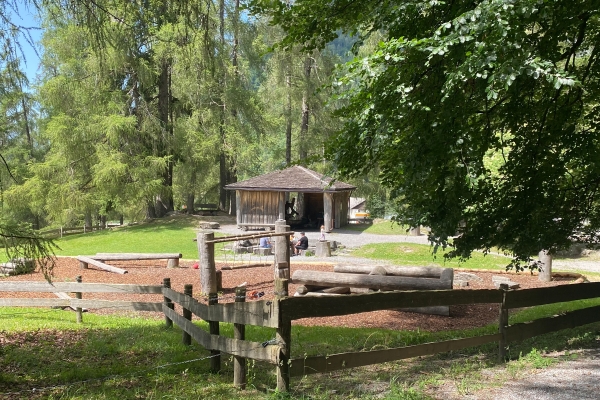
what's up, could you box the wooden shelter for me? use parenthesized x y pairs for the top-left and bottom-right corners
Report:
(224, 166), (356, 231)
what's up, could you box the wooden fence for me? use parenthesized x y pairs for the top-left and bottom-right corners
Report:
(3, 277), (600, 392)
(165, 279), (600, 391)
(0, 279), (162, 323)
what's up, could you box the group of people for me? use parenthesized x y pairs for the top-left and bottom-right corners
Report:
(259, 225), (326, 256)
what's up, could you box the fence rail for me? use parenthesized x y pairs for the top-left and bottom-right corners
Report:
(3, 278), (600, 393)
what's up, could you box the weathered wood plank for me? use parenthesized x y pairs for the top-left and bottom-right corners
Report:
(505, 282), (600, 309)
(334, 265), (446, 278)
(292, 270), (451, 291)
(163, 305), (280, 363)
(289, 333), (501, 377)
(76, 256), (128, 274)
(92, 253), (182, 261)
(0, 298), (162, 311)
(207, 231), (293, 244)
(506, 305), (600, 343)
(163, 287), (279, 328)
(0, 281), (162, 293)
(280, 289), (502, 320)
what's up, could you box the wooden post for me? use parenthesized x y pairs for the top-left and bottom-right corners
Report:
(274, 220), (291, 279)
(323, 193), (333, 232)
(538, 250), (552, 282)
(233, 286), (247, 389)
(315, 241), (331, 257)
(75, 276), (83, 324)
(498, 283), (509, 363)
(79, 260), (88, 269)
(208, 292), (221, 372)
(167, 258), (179, 268)
(409, 226), (421, 236)
(182, 284), (193, 345)
(163, 278), (173, 328)
(198, 232), (217, 296)
(275, 279), (291, 392)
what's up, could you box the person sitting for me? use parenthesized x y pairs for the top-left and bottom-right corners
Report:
(293, 232), (308, 256)
(259, 236), (271, 248)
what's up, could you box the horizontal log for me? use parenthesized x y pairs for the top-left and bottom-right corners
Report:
(206, 231), (294, 244)
(77, 256), (128, 274)
(334, 265), (446, 278)
(292, 270), (451, 291)
(505, 282), (600, 309)
(399, 306), (449, 316)
(163, 287), (279, 328)
(296, 286), (350, 295)
(506, 304), (600, 343)
(220, 263), (271, 270)
(92, 253), (182, 261)
(0, 298), (163, 311)
(281, 289), (502, 320)
(163, 305), (280, 363)
(0, 281), (162, 293)
(289, 333), (501, 377)
(294, 292), (344, 297)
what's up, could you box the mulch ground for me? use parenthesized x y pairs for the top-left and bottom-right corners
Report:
(1, 257), (573, 332)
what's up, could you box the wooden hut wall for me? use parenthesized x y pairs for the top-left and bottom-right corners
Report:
(338, 191), (350, 226)
(238, 190), (281, 225)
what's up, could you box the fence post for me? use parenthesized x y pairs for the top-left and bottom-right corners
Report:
(182, 284), (193, 345)
(498, 283), (509, 363)
(275, 278), (291, 392)
(274, 220), (291, 279)
(233, 286), (247, 389)
(75, 275), (83, 324)
(209, 292), (220, 372)
(163, 278), (173, 328)
(197, 231), (217, 296)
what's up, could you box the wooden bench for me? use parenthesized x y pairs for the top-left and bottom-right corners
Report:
(77, 256), (128, 274)
(196, 203), (219, 216)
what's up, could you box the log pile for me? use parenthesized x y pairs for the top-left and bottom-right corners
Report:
(292, 265), (454, 316)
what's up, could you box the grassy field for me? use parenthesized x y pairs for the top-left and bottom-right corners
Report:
(2, 217), (600, 399)
(351, 242), (511, 270)
(53, 216), (202, 259)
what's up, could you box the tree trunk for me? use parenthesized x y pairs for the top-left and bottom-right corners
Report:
(84, 211), (92, 230)
(187, 193), (195, 214)
(285, 71), (292, 166)
(538, 250), (552, 282)
(299, 57), (312, 161)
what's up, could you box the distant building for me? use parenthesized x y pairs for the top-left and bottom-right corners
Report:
(224, 166), (356, 231)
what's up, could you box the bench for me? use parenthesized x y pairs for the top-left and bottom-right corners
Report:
(196, 203), (219, 216)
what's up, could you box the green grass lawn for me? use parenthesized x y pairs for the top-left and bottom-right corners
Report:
(344, 219), (410, 235)
(53, 216), (202, 259)
(351, 242), (511, 270)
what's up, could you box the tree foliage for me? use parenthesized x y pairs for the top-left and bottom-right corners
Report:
(251, 0), (600, 268)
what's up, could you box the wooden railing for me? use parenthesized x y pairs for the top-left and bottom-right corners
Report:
(0, 280), (162, 323)
(3, 278), (599, 392)
(165, 280), (600, 391)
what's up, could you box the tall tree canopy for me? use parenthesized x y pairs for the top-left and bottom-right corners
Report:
(250, 0), (600, 267)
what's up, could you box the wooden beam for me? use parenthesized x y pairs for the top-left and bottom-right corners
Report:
(76, 256), (128, 274)
(92, 253), (182, 260)
(334, 265), (446, 278)
(163, 287), (279, 328)
(0, 281), (162, 293)
(505, 282), (600, 309)
(163, 305), (280, 363)
(280, 289), (502, 320)
(291, 270), (451, 291)
(506, 304), (600, 343)
(206, 231), (295, 244)
(0, 298), (163, 311)
(289, 333), (501, 377)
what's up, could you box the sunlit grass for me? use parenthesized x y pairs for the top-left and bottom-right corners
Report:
(351, 242), (511, 270)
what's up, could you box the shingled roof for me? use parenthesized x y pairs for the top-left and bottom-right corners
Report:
(224, 166), (356, 193)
